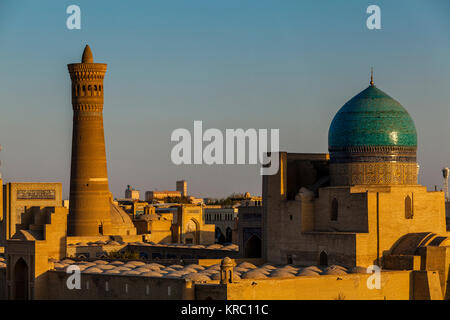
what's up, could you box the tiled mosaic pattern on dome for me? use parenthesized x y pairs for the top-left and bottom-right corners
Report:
(328, 85), (417, 148)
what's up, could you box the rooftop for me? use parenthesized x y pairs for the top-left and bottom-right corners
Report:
(329, 85), (417, 149)
(68, 241), (239, 251)
(50, 258), (371, 281)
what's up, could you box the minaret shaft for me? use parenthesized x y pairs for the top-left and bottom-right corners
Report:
(67, 45), (112, 236)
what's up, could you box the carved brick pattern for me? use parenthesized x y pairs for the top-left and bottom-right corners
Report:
(331, 162), (418, 186)
(69, 73), (105, 81)
(73, 104), (104, 112)
(74, 115), (103, 121)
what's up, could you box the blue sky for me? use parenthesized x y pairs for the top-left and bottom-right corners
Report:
(0, 0), (449, 199)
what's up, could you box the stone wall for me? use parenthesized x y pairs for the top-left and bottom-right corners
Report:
(1, 182), (62, 246)
(193, 270), (446, 300)
(204, 271), (414, 300)
(314, 187), (368, 232)
(44, 269), (435, 300)
(47, 271), (194, 300)
(128, 244), (240, 260)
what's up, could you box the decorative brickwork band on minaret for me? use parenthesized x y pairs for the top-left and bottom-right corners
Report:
(67, 45), (113, 236)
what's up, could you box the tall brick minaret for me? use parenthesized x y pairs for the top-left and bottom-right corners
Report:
(67, 45), (112, 236)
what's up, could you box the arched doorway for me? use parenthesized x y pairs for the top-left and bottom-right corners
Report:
(244, 235), (261, 258)
(185, 219), (200, 244)
(319, 251), (328, 266)
(14, 258), (29, 300)
(215, 227), (225, 244)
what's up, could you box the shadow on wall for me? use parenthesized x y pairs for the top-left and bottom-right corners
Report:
(198, 230), (215, 245)
(13, 258), (28, 300)
(286, 158), (330, 200)
(69, 230), (219, 260)
(6, 257), (30, 300)
(244, 235), (261, 258)
(215, 227), (234, 244)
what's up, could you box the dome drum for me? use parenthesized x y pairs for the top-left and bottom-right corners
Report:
(328, 83), (418, 186)
(330, 162), (418, 186)
(329, 145), (417, 164)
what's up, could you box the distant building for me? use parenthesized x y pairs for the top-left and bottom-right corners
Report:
(135, 204), (215, 245)
(145, 190), (182, 202)
(116, 198), (148, 218)
(188, 196), (204, 205)
(230, 192), (262, 206)
(173, 205), (215, 244)
(176, 180), (187, 197)
(125, 185), (140, 200)
(240, 193), (262, 207)
(133, 212), (173, 243)
(204, 206), (238, 243)
(145, 180), (189, 202)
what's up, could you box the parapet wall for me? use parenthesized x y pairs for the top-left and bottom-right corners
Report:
(221, 271), (413, 300)
(66, 243), (240, 260)
(47, 271), (194, 300)
(39, 268), (444, 300)
(195, 270), (442, 300)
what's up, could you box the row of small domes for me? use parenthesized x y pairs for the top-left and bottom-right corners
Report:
(69, 241), (238, 251)
(52, 259), (368, 280)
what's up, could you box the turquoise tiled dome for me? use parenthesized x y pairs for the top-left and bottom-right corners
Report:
(328, 85), (417, 149)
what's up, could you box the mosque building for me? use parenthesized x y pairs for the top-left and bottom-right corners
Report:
(263, 73), (449, 270)
(0, 47), (449, 300)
